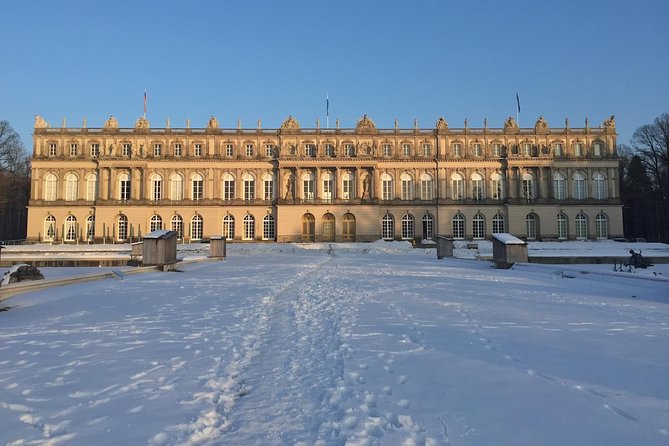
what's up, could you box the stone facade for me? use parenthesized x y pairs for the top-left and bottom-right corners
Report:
(27, 114), (622, 243)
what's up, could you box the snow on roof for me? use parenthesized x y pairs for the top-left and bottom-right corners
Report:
(143, 230), (177, 239)
(492, 233), (526, 245)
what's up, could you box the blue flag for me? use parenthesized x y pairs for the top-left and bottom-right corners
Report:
(516, 93), (520, 113)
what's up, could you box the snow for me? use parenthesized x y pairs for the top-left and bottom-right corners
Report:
(491, 233), (526, 245)
(1, 242), (668, 445)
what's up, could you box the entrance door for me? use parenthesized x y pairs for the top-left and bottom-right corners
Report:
(302, 213), (315, 242)
(342, 213), (356, 241)
(322, 213), (335, 242)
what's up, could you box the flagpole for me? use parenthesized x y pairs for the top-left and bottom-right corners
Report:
(143, 91), (147, 119)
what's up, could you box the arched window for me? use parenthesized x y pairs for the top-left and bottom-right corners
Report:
(150, 173), (163, 201)
(339, 172), (354, 200)
(243, 214), (255, 240)
(86, 215), (95, 241)
(422, 214), (434, 240)
(343, 213), (356, 241)
(381, 173), (393, 201)
(44, 215), (56, 241)
(420, 173), (433, 200)
(222, 173), (235, 201)
(263, 214), (275, 240)
(521, 173), (535, 200)
(64, 215), (78, 242)
(401, 214), (414, 240)
(171, 214), (184, 239)
(573, 172), (586, 200)
(553, 172), (567, 200)
(575, 213), (588, 240)
(243, 173), (256, 201)
(150, 214), (163, 232)
(44, 173), (57, 201)
(322, 172), (334, 202)
(557, 213), (568, 240)
(170, 174), (184, 201)
(491, 172), (504, 200)
(594, 172), (607, 200)
(453, 213), (465, 240)
(451, 173), (464, 200)
(472, 213), (485, 239)
(382, 213), (395, 240)
(65, 173), (78, 201)
(117, 214), (128, 241)
(302, 172), (315, 201)
(190, 214), (203, 241)
(262, 173), (274, 201)
(595, 213), (608, 239)
(222, 215), (235, 239)
(322, 213), (335, 242)
(85, 173), (97, 201)
(118, 173), (131, 201)
(400, 173), (414, 200)
(471, 173), (484, 200)
(526, 213), (538, 240)
(492, 213), (505, 234)
(191, 173), (204, 201)
(301, 213), (315, 241)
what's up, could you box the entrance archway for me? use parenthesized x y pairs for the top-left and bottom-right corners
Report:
(322, 213), (335, 242)
(343, 213), (356, 242)
(302, 213), (315, 242)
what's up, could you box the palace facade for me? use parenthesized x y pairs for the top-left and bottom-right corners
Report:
(27, 113), (622, 244)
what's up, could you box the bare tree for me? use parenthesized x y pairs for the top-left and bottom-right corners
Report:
(0, 121), (30, 240)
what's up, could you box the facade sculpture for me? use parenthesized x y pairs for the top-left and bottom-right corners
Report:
(27, 114), (622, 243)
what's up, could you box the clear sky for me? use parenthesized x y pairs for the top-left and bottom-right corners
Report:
(1, 0), (668, 152)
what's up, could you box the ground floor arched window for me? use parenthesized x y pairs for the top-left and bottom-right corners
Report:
(401, 214), (414, 240)
(422, 214), (434, 240)
(150, 214), (163, 232)
(302, 213), (315, 241)
(171, 214), (184, 240)
(343, 213), (356, 242)
(557, 213), (568, 240)
(223, 215), (234, 239)
(595, 213), (608, 239)
(190, 214), (203, 241)
(575, 213), (588, 240)
(263, 214), (275, 240)
(44, 215), (56, 241)
(243, 214), (255, 240)
(452, 213), (465, 240)
(382, 213), (394, 240)
(472, 213), (485, 240)
(526, 213), (538, 240)
(117, 214), (128, 241)
(65, 215), (77, 242)
(492, 213), (504, 234)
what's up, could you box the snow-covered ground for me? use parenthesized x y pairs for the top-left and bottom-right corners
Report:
(1, 241), (668, 445)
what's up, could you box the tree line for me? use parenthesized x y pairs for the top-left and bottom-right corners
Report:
(1, 114), (668, 243)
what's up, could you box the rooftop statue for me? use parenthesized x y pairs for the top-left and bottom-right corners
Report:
(103, 115), (119, 129)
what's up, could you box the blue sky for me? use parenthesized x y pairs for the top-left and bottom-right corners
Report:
(2, 0), (668, 150)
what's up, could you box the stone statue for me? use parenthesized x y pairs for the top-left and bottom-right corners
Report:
(284, 175), (294, 199)
(504, 116), (519, 130)
(104, 115), (119, 129)
(34, 115), (47, 129)
(603, 115), (616, 128)
(535, 115), (548, 129)
(436, 117), (448, 131)
(362, 174), (371, 198)
(135, 116), (149, 129)
(207, 116), (219, 129)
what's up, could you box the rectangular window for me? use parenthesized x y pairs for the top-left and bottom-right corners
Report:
(122, 143), (131, 157)
(303, 179), (314, 200)
(554, 144), (563, 157)
(524, 144), (532, 157)
(342, 179), (354, 200)
(226, 144), (234, 157)
(422, 144), (430, 157)
(344, 144), (354, 157)
(174, 144), (182, 157)
(246, 144), (254, 157)
(192, 180), (203, 201)
(223, 180), (235, 201)
(575, 143), (583, 157)
(492, 144), (501, 157)
(90, 143), (100, 157)
(522, 179), (534, 200)
(452, 179), (464, 200)
(244, 180), (255, 201)
(402, 144), (411, 157)
(120, 180), (130, 201)
(594, 142), (602, 156)
(70, 143), (77, 156)
(49, 143), (57, 156)
(382, 179), (393, 201)
(194, 143), (202, 156)
(383, 144), (391, 157)
(453, 143), (461, 157)
(491, 179), (503, 200)
(472, 180), (484, 200)
(323, 179), (333, 201)
(474, 143), (482, 157)
(325, 144), (334, 157)
(154, 144), (162, 157)
(401, 179), (413, 200)
(305, 144), (316, 157)
(152, 180), (162, 201)
(266, 144), (274, 157)
(420, 180), (433, 200)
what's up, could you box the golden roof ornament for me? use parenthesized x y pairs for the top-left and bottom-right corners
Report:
(281, 115), (301, 130)
(103, 115), (119, 129)
(207, 116), (219, 129)
(135, 116), (149, 129)
(355, 114), (377, 134)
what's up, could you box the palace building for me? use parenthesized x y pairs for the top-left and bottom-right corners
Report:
(27, 113), (622, 244)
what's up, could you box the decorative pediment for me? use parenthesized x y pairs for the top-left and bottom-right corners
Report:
(355, 114), (377, 133)
(436, 117), (448, 132)
(281, 115), (301, 130)
(534, 115), (548, 131)
(103, 115), (119, 129)
(504, 116), (519, 133)
(34, 115), (48, 129)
